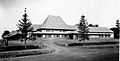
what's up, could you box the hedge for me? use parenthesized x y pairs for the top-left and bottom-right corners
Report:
(0, 49), (56, 58)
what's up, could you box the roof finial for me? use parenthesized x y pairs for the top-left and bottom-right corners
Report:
(24, 8), (26, 12)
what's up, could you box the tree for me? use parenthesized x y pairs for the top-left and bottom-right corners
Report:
(88, 24), (94, 27)
(110, 19), (119, 39)
(88, 24), (99, 27)
(16, 8), (33, 49)
(77, 15), (89, 41)
(116, 19), (120, 28)
(95, 24), (98, 27)
(1, 30), (10, 46)
(116, 20), (119, 38)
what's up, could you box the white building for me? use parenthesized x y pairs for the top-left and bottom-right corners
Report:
(32, 15), (113, 39)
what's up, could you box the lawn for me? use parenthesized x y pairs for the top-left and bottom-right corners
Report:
(0, 38), (55, 58)
(0, 37), (119, 61)
(0, 46), (118, 61)
(0, 38), (45, 51)
(54, 37), (119, 47)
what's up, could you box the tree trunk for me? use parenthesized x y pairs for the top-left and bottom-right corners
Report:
(6, 40), (8, 46)
(4, 39), (8, 46)
(24, 38), (27, 49)
(4, 39), (6, 45)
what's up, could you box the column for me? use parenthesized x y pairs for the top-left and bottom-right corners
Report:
(60, 35), (62, 37)
(51, 35), (54, 37)
(42, 35), (45, 37)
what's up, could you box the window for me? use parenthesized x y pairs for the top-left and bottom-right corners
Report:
(48, 35), (51, 37)
(63, 30), (66, 32)
(60, 30), (62, 32)
(57, 35), (60, 37)
(46, 30), (50, 32)
(51, 30), (54, 32)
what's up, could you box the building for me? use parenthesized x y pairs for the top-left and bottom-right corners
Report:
(31, 15), (113, 39)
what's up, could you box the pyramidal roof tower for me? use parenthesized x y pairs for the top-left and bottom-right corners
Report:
(40, 15), (74, 30)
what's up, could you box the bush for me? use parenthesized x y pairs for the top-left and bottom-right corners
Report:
(0, 49), (56, 58)
(0, 45), (40, 52)
(54, 42), (68, 47)
(54, 41), (119, 47)
(68, 42), (119, 46)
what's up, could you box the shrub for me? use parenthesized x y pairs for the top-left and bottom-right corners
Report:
(0, 45), (40, 52)
(0, 49), (56, 58)
(68, 42), (118, 47)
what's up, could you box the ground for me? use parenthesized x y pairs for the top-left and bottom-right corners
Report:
(0, 38), (119, 61)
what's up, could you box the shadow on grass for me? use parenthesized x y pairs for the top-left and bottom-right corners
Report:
(93, 53), (119, 61)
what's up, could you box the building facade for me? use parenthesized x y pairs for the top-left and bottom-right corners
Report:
(32, 15), (113, 39)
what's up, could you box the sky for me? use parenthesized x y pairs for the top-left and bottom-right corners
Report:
(0, 0), (119, 38)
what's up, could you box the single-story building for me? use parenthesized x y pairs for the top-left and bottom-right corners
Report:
(4, 15), (113, 40)
(31, 15), (113, 39)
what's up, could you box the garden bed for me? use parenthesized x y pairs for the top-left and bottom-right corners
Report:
(54, 41), (119, 48)
(0, 48), (56, 58)
(72, 44), (119, 49)
(0, 45), (42, 52)
(68, 42), (119, 46)
(0, 41), (56, 58)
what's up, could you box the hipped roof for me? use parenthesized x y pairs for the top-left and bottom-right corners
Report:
(39, 15), (74, 30)
(31, 24), (41, 31)
(31, 15), (113, 33)
(70, 26), (113, 33)
(3, 30), (21, 38)
(32, 24), (113, 33)
(89, 27), (113, 32)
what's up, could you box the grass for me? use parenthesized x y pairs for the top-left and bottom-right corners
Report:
(54, 37), (119, 48)
(0, 48), (55, 58)
(0, 38), (56, 58)
(54, 37), (119, 43)
(0, 37), (119, 61)
(93, 53), (119, 61)
(0, 40), (45, 52)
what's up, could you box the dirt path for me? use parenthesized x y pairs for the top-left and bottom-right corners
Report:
(43, 38), (70, 54)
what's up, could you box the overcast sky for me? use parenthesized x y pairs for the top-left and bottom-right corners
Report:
(0, 0), (119, 38)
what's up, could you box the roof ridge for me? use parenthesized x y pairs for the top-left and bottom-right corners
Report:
(48, 15), (59, 16)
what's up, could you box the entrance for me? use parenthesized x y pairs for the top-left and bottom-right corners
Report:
(69, 34), (73, 39)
